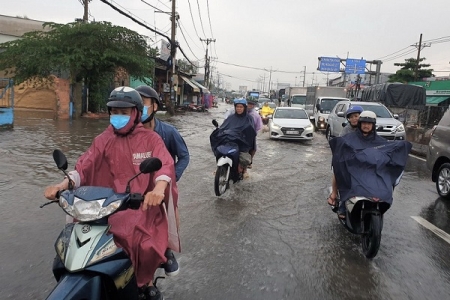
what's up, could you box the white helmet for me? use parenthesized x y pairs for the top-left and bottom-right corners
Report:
(358, 111), (376, 124)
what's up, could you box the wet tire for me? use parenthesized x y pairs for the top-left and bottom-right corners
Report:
(436, 163), (450, 199)
(325, 126), (332, 141)
(362, 214), (382, 259)
(214, 165), (229, 196)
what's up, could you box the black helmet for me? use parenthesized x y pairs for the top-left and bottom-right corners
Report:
(246, 97), (258, 105)
(135, 85), (160, 106)
(107, 86), (143, 112)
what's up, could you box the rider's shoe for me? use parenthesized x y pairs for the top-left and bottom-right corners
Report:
(162, 249), (179, 276)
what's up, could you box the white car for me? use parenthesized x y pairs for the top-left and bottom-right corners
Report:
(269, 107), (314, 140)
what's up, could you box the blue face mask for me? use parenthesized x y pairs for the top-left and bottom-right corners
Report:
(141, 106), (150, 122)
(110, 114), (130, 129)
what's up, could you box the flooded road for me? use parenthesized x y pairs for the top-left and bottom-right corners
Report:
(1, 104), (450, 299)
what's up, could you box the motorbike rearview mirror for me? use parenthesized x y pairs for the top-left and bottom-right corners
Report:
(140, 158), (162, 174)
(212, 119), (219, 128)
(342, 122), (347, 128)
(53, 149), (68, 171)
(125, 158), (163, 193)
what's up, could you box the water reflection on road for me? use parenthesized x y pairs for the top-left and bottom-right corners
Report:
(1, 105), (450, 299)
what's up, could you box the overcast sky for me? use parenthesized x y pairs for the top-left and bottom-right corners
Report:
(3, 0), (450, 90)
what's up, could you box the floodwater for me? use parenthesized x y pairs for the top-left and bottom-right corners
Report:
(1, 104), (450, 300)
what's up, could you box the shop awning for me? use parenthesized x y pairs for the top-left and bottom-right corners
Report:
(426, 96), (450, 106)
(181, 76), (200, 93)
(191, 80), (210, 93)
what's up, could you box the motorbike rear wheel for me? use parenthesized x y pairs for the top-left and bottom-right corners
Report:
(214, 165), (230, 196)
(362, 214), (382, 258)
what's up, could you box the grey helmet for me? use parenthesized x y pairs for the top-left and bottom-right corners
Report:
(107, 86), (144, 112)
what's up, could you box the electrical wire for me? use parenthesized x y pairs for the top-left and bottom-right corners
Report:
(196, 0), (207, 37)
(177, 21), (201, 61)
(187, 0), (202, 46)
(206, 0), (214, 39)
(177, 20), (204, 51)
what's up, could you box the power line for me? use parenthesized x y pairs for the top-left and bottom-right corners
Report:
(177, 20), (201, 61)
(187, 0), (202, 47)
(206, 0), (214, 38)
(376, 45), (412, 60)
(196, 0), (207, 37)
(177, 20), (204, 51)
(216, 60), (315, 74)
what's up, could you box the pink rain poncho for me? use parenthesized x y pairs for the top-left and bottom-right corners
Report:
(70, 123), (180, 287)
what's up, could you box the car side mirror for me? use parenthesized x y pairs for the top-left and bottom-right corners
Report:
(337, 112), (345, 118)
(393, 114), (399, 119)
(316, 104), (321, 111)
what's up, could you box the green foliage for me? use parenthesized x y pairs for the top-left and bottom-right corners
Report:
(388, 57), (433, 83)
(0, 21), (157, 112)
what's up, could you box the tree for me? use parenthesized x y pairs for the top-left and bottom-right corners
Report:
(388, 57), (433, 83)
(0, 21), (157, 113)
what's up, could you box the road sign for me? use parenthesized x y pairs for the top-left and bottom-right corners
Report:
(345, 59), (366, 74)
(318, 57), (341, 72)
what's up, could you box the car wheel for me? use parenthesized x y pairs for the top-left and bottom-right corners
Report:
(325, 126), (332, 141)
(436, 163), (450, 199)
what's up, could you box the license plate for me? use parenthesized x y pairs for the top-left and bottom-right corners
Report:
(286, 130), (299, 134)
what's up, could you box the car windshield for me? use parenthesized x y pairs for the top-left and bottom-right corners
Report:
(321, 99), (343, 111)
(360, 104), (392, 118)
(292, 95), (306, 105)
(274, 109), (308, 119)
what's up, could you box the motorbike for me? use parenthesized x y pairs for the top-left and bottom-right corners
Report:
(329, 196), (389, 258)
(260, 113), (272, 125)
(210, 120), (251, 196)
(42, 149), (164, 300)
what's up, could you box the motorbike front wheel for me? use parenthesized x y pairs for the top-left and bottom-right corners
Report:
(214, 165), (230, 196)
(362, 214), (382, 258)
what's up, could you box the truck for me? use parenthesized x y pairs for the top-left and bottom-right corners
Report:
(305, 86), (349, 130)
(285, 87), (308, 108)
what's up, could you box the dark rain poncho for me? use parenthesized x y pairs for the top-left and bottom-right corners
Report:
(210, 112), (256, 154)
(329, 130), (412, 205)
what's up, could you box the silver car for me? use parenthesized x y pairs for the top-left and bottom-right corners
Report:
(269, 107), (314, 140)
(426, 109), (450, 199)
(326, 101), (406, 141)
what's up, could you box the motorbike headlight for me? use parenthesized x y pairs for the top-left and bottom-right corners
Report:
(61, 197), (123, 222)
(396, 124), (405, 132)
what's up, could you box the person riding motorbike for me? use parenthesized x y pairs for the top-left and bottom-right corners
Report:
(136, 85), (189, 278)
(211, 99), (256, 178)
(260, 101), (274, 125)
(329, 111), (410, 219)
(327, 105), (364, 206)
(340, 105), (364, 137)
(224, 97), (262, 169)
(44, 86), (179, 300)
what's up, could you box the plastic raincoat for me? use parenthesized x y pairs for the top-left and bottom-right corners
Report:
(68, 123), (180, 287)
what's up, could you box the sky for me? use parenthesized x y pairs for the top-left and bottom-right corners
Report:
(3, 0), (450, 91)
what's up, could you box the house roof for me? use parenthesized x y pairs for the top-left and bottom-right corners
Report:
(0, 14), (48, 37)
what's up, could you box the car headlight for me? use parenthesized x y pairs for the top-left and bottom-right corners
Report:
(318, 116), (325, 122)
(305, 123), (313, 129)
(60, 196), (123, 222)
(395, 124), (405, 132)
(271, 123), (281, 129)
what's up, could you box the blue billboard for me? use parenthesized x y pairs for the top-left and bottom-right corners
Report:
(318, 57), (341, 72)
(345, 59), (366, 74)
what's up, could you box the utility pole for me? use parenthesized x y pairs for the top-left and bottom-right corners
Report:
(302, 66), (306, 87)
(411, 33), (430, 81)
(268, 67), (273, 95)
(200, 38), (216, 89)
(83, 0), (89, 22)
(168, 0), (177, 108)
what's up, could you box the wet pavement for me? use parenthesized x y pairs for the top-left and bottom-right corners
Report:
(1, 104), (450, 299)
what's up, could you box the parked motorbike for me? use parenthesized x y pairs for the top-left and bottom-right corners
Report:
(42, 149), (164, 300)
(329, 196), (389, 258)
(210, 120), (251, 196)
